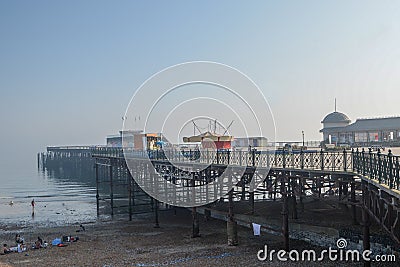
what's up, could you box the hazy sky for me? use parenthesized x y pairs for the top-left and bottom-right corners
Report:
(1, 1), (400, 167)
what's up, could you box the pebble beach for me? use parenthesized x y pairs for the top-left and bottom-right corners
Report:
(1, 209), (398, 267)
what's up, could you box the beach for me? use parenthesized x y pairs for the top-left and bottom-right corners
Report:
(1, 209), (398, 267)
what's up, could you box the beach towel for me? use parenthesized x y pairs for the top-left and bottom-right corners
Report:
(52, 238), (62, 246)
(252, 223), (261, 236)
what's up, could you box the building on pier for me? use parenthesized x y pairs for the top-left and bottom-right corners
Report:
(320, 110), (400, 146)
(106, 130), (162, 150)
(232, 137), (269, 150)
(183, 131), (233, 150)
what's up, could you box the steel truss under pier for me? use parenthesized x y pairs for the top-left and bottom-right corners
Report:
(41, 146), (400, 265)
(94, 157), (173, 224)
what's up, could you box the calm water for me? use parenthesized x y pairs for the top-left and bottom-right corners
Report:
(0, 160), (97, 229)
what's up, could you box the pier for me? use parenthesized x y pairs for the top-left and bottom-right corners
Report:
(39, 146), (400, 264)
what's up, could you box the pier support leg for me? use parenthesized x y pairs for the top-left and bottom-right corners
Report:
(299, 178), (304, 212)
(154, 199), (160, 228)
(249, 191), (255, 215)
(362, 207), (371, 267)
(351, 181), (358, 225)
(128, 176), (132, 221)
(241, 178), (246, 201)
(291, 195), (298, 219)
(282, 184), (289, 251)
(227, 220), (238, 246)
(318, 177), (322, 198)
(132, 179), (135, 207)
(290, 179), (298, 219)
(95, 163), (99, 217)
(109, 164), (114, 217)
(227, 190), (238, 246)
(192, 207), (200, 238)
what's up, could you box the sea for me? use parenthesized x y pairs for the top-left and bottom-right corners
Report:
(0, 157), (98, 229)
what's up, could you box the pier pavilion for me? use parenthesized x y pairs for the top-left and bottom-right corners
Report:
(320, 111), (400, 146)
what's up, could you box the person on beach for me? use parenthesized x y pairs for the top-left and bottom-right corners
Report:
(15, 234), (24, 244)
(1, 244), (11, 255)
(17, 243), (26, 253)
(34, 237), (43, 249)
(31, 199), (35, 213)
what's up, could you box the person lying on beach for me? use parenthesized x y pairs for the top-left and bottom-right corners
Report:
(1, 244), (11, 255)
(17, 243), (26, 253)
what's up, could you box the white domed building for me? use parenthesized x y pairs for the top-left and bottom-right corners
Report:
(320, 110), (400, 146)
(320, 111), (351, 144)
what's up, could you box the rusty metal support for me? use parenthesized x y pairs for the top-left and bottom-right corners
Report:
(351, 181), (357, 225)
(128, 173), (132, 221)
(227, 190), (238, 245)
(282, 180), (289, 251)
(362, 207), (371, 267)
(362, 181), (371, 267)
(241, 177), (246, 200)
(95, 162), (99, 217)
(109, 163), (114, 217)
(290, 178), (298, 219)
(192, 207), (200, 237)
(299, 177), (304, 212)
(154, 198), (160, 228)
(249, 191), (255, 215)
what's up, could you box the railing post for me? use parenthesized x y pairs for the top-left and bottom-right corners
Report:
(388, 149), (393, 189)
(320, 149), (324, 170)
(300, 149), (304, 169)
(343, 149), (347, 172)
(377, 149), (382, 184)
(362, 148), (366, 176)
(356, 148), (360, 173)
(282, 149), (286, 169)
(252, 149), (255, 167)
(217, 150), (220, 165)
(351, 148), (355, 172)
(369, 148), (373, 179)
(396, 156), (400, 190)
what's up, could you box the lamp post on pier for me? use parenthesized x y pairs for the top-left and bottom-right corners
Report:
(302, 130), (305, 148)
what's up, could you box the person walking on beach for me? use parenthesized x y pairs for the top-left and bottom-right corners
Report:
(31, 199), (35, 213)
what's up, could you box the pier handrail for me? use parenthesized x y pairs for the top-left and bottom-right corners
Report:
(90, 147), (400, 191)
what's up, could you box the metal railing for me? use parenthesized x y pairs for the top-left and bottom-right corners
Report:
(91, 147), (400, 191)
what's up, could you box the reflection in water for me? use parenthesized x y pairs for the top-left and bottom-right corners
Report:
(41, 154), (96, 187)
(0, 154), (98, 228)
